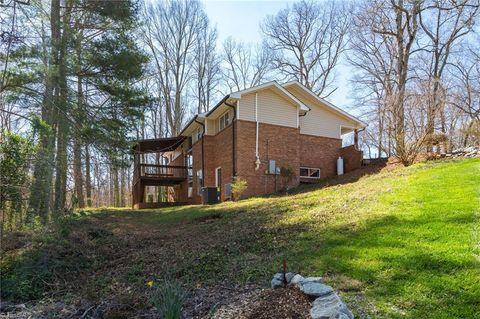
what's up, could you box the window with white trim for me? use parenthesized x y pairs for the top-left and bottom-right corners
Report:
(300, 167), (320, 179)
(219, 111), (230, 131)
(196, 127), (202, 141)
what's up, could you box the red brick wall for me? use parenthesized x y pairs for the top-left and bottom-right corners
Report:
(299, 134), (342, 179)
(190, 122), (234, 203)
(186, 119), (361, 203)
(235, 120), (301, 198)
(340, 145), (363, 172)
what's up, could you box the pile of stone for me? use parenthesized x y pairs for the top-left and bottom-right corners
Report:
(271, 272), (354, 319)
(445, 146), (479, 158)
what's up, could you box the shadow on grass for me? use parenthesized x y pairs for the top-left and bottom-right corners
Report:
(290, 213), (480, 318)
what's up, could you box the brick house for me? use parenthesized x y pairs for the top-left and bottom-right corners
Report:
(132, 81), (366, 208)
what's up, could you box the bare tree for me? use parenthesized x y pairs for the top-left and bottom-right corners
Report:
(349, 10), (398, 158)
(261, 0), (350, 98)
(221, 37), (272, 92)
(418, 0), (479, 151)
(142, 0), (209, 135)
(449, 49), (480, 145)
(363, 0), (422, 165)
(193, 25), (221, 113)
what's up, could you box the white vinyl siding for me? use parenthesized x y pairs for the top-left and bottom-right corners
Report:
(208, 109), (234, 135)
(286, 86), (357, 139)
(205, 119), (215, 135)
(238, 89), (297, 128)
(238, 93), (256, 121)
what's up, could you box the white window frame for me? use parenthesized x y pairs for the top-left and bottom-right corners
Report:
(192, 127), (201, 143)
(218, 111), (230, 131)
(300, 167), (321, 179)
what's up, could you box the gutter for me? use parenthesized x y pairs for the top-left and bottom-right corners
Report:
(194, 118), (205, 188)
(224, 96), (237, 178)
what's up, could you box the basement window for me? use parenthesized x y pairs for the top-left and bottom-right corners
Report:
(300, 167), (320, 179)
(219, 111), (230, 131)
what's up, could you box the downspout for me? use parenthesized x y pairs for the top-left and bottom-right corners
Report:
(224, 96), (237, 178)
(194, 117), (205, 188)
(254, 93), (261, 170)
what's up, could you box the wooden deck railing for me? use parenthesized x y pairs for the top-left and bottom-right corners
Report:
(133, 164), (190, 184)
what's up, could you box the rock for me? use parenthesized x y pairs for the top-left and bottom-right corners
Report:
(310, 292), (354, 319)
(273, 272), (284, 280)
(285, 272), (296, 283)
(290, 274), (305, 285)
(302, 276), (322, 283)
(271, 272), (297, 288)
(300, 282), (333, 297)
(271, 272), (285, 289)
(271, 277), (283, 289)
(290, 274), (322, 286)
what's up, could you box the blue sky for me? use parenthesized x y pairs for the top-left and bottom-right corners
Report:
(202, 0), (354, 111)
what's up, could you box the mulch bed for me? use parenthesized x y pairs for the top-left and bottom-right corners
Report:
(210, 286), (311, 319)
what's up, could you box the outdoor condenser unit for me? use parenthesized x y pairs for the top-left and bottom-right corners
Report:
(202, 187), (219, 204)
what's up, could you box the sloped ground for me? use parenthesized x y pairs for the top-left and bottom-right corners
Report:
(1, 158), (479, 318)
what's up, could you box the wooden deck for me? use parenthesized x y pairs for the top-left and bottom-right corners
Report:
(132, 164), (191, 208)
(132, 136), (191, 209)
(133, 164), (189, 185)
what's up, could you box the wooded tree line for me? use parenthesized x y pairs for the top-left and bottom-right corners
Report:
(1, 0), (479, 231)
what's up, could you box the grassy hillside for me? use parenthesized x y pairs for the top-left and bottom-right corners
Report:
(2, 158), (479, 318)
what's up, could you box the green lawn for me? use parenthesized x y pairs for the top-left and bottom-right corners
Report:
(2, 158), (479, 318)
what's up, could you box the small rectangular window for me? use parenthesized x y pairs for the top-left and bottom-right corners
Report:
(197, 127), (202, 141)
(224, 112), (229, 126)
(219, 116), (225, 130)
(218, 111), (230, 132)
(300, 167), (321, 179)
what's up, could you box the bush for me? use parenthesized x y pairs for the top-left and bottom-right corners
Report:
(1, 250), (53, 301)
(150, 280), (185, 319)
(280, 166), (295, 192)
(231, 177), (248, 201)
(1, 220), (90, 301)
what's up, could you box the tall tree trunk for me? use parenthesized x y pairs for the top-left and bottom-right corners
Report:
(73, 138), (85, 208)
(85, 144), (92, 207)
(426, 77), (440, 152)
(440, 105), (447, 152)
(120, 166), (126, 207)
(28, 0), (61, 223)
(73, 34), (85, 208)
(113, 166), (120, 207)
(53, 0), (72, 217)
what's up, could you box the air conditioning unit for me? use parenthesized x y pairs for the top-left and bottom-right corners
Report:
(202, 187), (219, 204)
